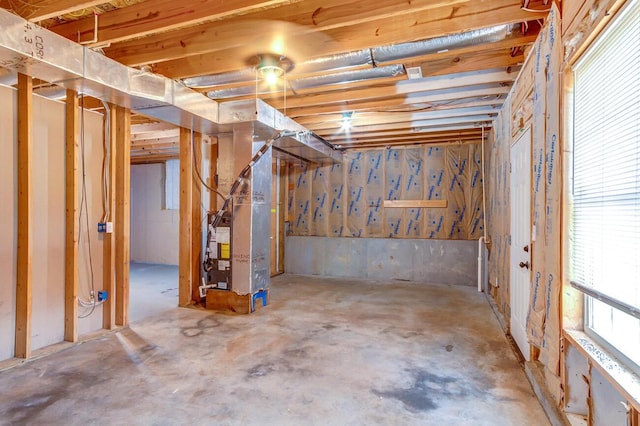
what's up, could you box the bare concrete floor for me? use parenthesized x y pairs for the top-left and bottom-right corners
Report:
(0, 275), (549, 425)
(129, 263), (179, 323)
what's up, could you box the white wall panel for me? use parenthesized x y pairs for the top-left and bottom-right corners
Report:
(131, 163), (179, 265)
(0, 84), (17, 360)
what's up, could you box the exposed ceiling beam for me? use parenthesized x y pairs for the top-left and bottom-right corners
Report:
(297, 105), (499, 130)
(283, 85), (510, 117)
(131, 154), (179, 164)
(50, 0), (306, 45)
(131, 122), (178, 134)
(327, 127), (482, 141)
(0, 0), (106, 21)
(153, 31), (537, 79)
(131, 129), (180, 141)
(104, 0), (545, 67)
(267, 68), (517, 110)
(341, 136), (485, 149)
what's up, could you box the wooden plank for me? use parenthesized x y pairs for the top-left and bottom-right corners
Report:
(563, 0), (626, 65)
(336, 134), (482, 148)
(51, 0), (305, 45)
(300, 106), (498, 131)
(179, 127), (192, 307)
(104, 0), (470, 65)
(64, 89), (79, 342)
(205, 288), (259, 314)
(105, 0), (544, 67)
(115, 106), (131, 326)
(269, 68), (516, 110)
(0, 0), (106, 22)
(102, 103), (117, 329)
(209, 140), (218, 212)
(130, 154), (179, 164)
(282, 86), (511, 118)
(277, 159), (286, 273)
(131, 129), (179, 141)
(383, 199), (448, 208)
(270, 160), (277, 275)
(156, 31), (537, 80)
(15, 73), (33, 359)
(191, 132), (202, 302)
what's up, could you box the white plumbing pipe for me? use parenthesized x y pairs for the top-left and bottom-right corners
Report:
(478, 236), (485, 292)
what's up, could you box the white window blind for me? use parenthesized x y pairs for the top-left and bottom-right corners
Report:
(571, 0), (640, 367)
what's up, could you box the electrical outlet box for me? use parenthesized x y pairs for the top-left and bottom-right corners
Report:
(106, 222), (113, 233)
(97, 291), (108, 302)
(98, 222), (106, 233)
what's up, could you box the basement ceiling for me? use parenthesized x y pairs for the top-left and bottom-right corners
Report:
(0, 0), (549, 161)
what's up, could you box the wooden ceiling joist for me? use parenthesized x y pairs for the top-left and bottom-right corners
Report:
(103, 0), (546, 67)
(51, 0), (305, 45)
(0, 0), (107, 22)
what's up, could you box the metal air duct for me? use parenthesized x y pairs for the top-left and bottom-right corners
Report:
(206, 64), (405, 99)
(371, 25), (517, 63)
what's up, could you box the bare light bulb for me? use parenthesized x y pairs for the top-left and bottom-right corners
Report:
(264, 69), (279, 86)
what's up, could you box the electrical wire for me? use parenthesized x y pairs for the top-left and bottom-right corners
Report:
(190, 130), (227, 202)
(77, 94), (97, 319)
(99, 100), (111, 223)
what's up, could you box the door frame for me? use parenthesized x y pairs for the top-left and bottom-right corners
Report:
(510, 127), (533, 361)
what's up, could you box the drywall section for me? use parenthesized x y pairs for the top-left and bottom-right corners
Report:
(30, 92), (66, 350)
(486, 4), (563, 402)
(76, 106), (106, 336)
(0, 84), (17, 361)
(131, 163), (179, 265)
(285, 236), (477, 286)
(0, 84), (105, 361)
(288, 144), (484, 240)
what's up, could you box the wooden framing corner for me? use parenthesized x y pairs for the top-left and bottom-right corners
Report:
(15, 73), (33, 359)
(115, 106), (131, 326)
(64, 89), (79, 342)
(179, 127), (193, 307)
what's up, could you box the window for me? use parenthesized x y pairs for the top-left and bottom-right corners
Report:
(164, 159), (179, 210)
(571, 0), (640, 369)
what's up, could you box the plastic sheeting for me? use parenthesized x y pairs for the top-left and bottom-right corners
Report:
(289, 144), (484, 240)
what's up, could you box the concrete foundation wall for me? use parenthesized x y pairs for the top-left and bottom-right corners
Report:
(130, 163), (179, 265)
(285, 236), (477, 286)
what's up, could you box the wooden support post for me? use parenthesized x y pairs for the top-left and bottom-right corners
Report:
(179, 127), (192, 306)
(64, 89), (79, 342)
(115, 106), (130, 326)
(102, 103), (117, 329)
(191, 132), (202, 302)
(278, 159), (286, 273)
(209, 139), (218, 212)
(15, 73), (33, 359)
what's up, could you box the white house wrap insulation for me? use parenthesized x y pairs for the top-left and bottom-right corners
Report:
(288, 143), (485, 240)
(487, 5), (563, 402)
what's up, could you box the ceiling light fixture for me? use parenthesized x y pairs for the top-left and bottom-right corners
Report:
(252, 53), (294, 86)
(341, 111), (354, 131)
